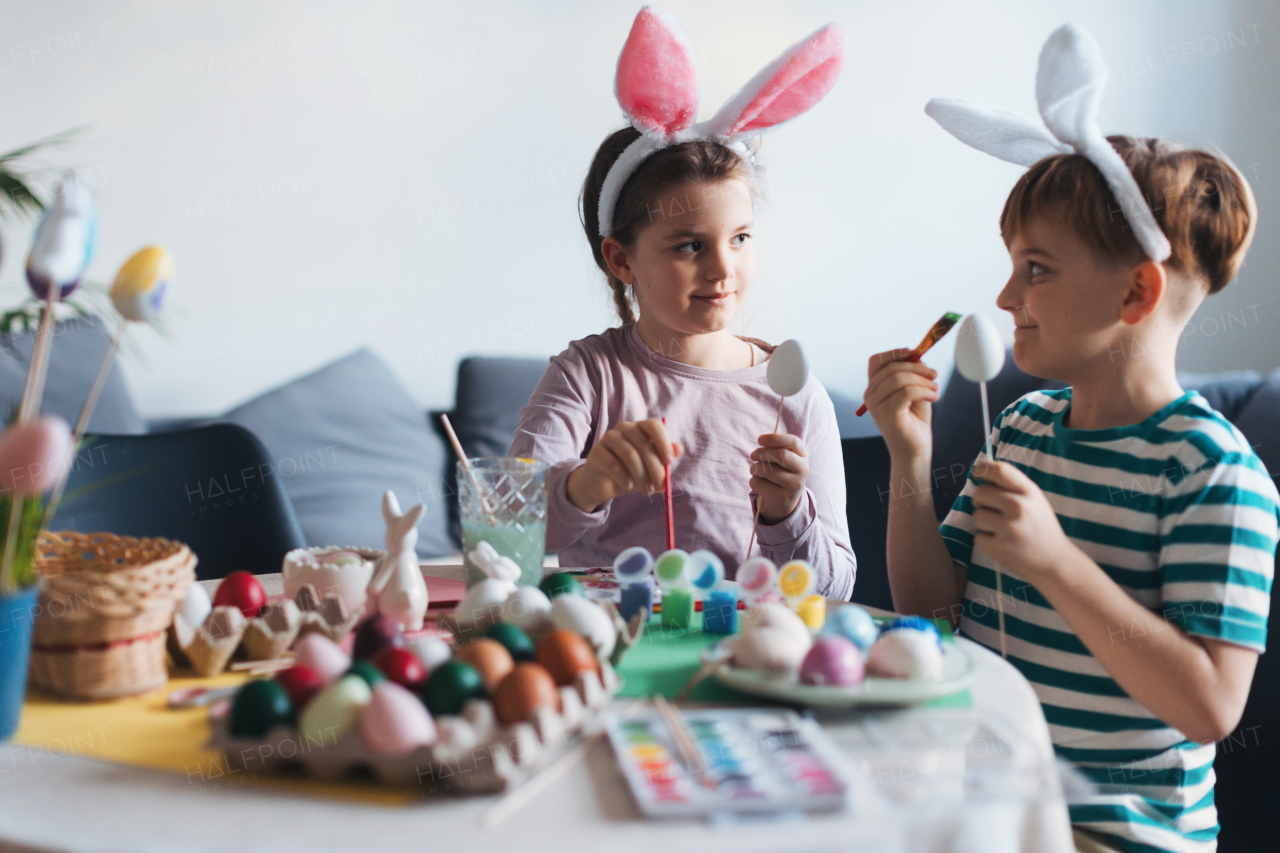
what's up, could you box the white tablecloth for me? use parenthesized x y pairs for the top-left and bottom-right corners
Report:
(0, 568), (1074, 853)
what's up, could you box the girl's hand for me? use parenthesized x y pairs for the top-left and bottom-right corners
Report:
(750, 434), (809, 524)
(864, 348), (939, 464)
(566, 419), (681, 513)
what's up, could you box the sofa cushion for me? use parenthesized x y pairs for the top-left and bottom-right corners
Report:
(1176, 369), (1262, 422)
(450, 356), (549, 459)
(0, 315), (144, 433)
(221, 349), (454, 556)
(1234, 368), (1280, 477)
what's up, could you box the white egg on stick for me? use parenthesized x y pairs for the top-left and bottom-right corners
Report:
(745, 339), (810, 562)
(954, 313), (1010, 658)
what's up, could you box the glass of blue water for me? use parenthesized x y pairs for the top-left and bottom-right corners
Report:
(459, 457), (548, 587)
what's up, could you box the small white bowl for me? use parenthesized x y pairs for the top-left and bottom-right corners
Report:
(282, 546), (380, 616)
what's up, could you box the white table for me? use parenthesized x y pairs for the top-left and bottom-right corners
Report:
(0, 567), (1074, 853)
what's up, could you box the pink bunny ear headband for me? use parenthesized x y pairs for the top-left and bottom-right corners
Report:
(598, 4), (845, 239)
(925, 22), (1172, 262)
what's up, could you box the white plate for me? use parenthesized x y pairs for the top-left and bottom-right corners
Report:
(705, 640), (975, 707)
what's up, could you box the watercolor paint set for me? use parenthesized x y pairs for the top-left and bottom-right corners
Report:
(604, 708), (851, 818)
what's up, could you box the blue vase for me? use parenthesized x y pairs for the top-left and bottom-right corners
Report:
(0, 585), (37, 740)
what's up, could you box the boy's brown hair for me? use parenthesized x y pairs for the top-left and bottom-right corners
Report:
(999, 136), (1256, 294)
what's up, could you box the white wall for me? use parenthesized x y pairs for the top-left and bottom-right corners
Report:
(0, 0), (1274, 417)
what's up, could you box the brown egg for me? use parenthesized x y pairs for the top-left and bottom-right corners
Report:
(534, 628), (598, 687)
(457, 638), (514, 691)
(492, 663), (560, 725)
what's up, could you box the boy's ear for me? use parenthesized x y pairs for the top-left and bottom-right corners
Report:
(1119, 259), (1167, 325)
(601, 237), (636, 285)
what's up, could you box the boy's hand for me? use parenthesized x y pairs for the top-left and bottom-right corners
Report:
(864, 348), (939, 464)
(566, 419), (681, 513)
(970, 459), (1076, 582)
(750, 433), (809, 524)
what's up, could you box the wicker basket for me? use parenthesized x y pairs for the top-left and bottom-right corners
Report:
(28, 532), (196, 700)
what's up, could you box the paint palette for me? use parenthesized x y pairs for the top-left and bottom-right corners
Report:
(604, 708), (851, 818)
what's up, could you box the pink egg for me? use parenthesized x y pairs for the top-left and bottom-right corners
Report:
(0, 416), (73, 494)
(359, 681), (437, 755)
(799, 636), (865, 687)
(293, 633), (350, 684)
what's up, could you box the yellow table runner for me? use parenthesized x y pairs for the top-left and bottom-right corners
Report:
(12, 672), (420, 806)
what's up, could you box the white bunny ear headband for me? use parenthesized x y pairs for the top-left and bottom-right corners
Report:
(925, 22), (1171, 262)
(598, 4), (845, 238)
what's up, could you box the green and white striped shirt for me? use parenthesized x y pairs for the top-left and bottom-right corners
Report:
(941, 388), (1278, 853)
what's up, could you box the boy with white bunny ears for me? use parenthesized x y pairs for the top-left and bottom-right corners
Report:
(510, 6), (856, 597)
(865, 23), (1278, 853)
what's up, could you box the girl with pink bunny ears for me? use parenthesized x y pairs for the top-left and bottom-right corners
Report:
(510, 5), (856, 597)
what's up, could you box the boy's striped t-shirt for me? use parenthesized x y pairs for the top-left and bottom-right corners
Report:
(940, 388), (1278, 853)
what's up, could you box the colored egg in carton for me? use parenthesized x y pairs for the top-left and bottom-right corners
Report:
(206, 662), (620, 793)
(168, 582), (361, 677)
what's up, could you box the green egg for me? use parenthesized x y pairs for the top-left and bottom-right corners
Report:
(538, 572), (582, 599)
(298, 675), (371, 746)
(229, 678), (294, 738)
(483, 621), (536, 661)
(346, 659), (386, 687)
(420, 660), (486, 716)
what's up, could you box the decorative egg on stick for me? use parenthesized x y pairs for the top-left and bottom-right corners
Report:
(953, 313), (1009, 658)
(745, 339), (809, 562)
(42, 246), (174, 530)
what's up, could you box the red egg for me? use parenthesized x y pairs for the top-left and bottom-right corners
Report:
(213, 571), (267, 618)
(374, 646), (427, 690)
(274, 664), (325, 710)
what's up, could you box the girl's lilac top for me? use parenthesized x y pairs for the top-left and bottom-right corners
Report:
(509, 325), (856, 599)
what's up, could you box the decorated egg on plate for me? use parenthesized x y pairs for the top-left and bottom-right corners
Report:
(879, 616), (943, 648)
(730, 626), (809, 673)
(800, 636), (865, 687)
(549, 595), (616, 659)
(867, 629), (944, 680)
(229, 679), (293, 738)
(293, 633), (351, 684)
(359, 681), (437, 755)
(741, 602), (811, 650)
(298, 674), (371, 745)
(823, 604), (879, 651)
(501, 585), (552, 634)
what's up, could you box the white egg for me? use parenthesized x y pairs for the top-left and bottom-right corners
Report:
(730, 626), (810, 672)
(866, 630), (944, 680)
(404, 635), (453, 675)
(177, 582), (211, 629)
(954, 314), (1006, 383)
(501, 585), (552, 634)
(454, 579), (516, 628)
(767, 339), (809, 397)
(549, 595), (616, 659)
(741, 602), (811, 649)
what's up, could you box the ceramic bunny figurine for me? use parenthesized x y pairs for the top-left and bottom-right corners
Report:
(453, 541), (522, 629)
(367, 491), (428, 631)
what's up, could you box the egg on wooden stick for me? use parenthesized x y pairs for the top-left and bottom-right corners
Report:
(953, 313), (1010, 659)
(744, 339), (810, 562)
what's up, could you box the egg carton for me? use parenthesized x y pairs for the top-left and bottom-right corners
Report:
(207, 662), (621, 794)
(168, 583), (362, 677)
(445, 600), (649, 670)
